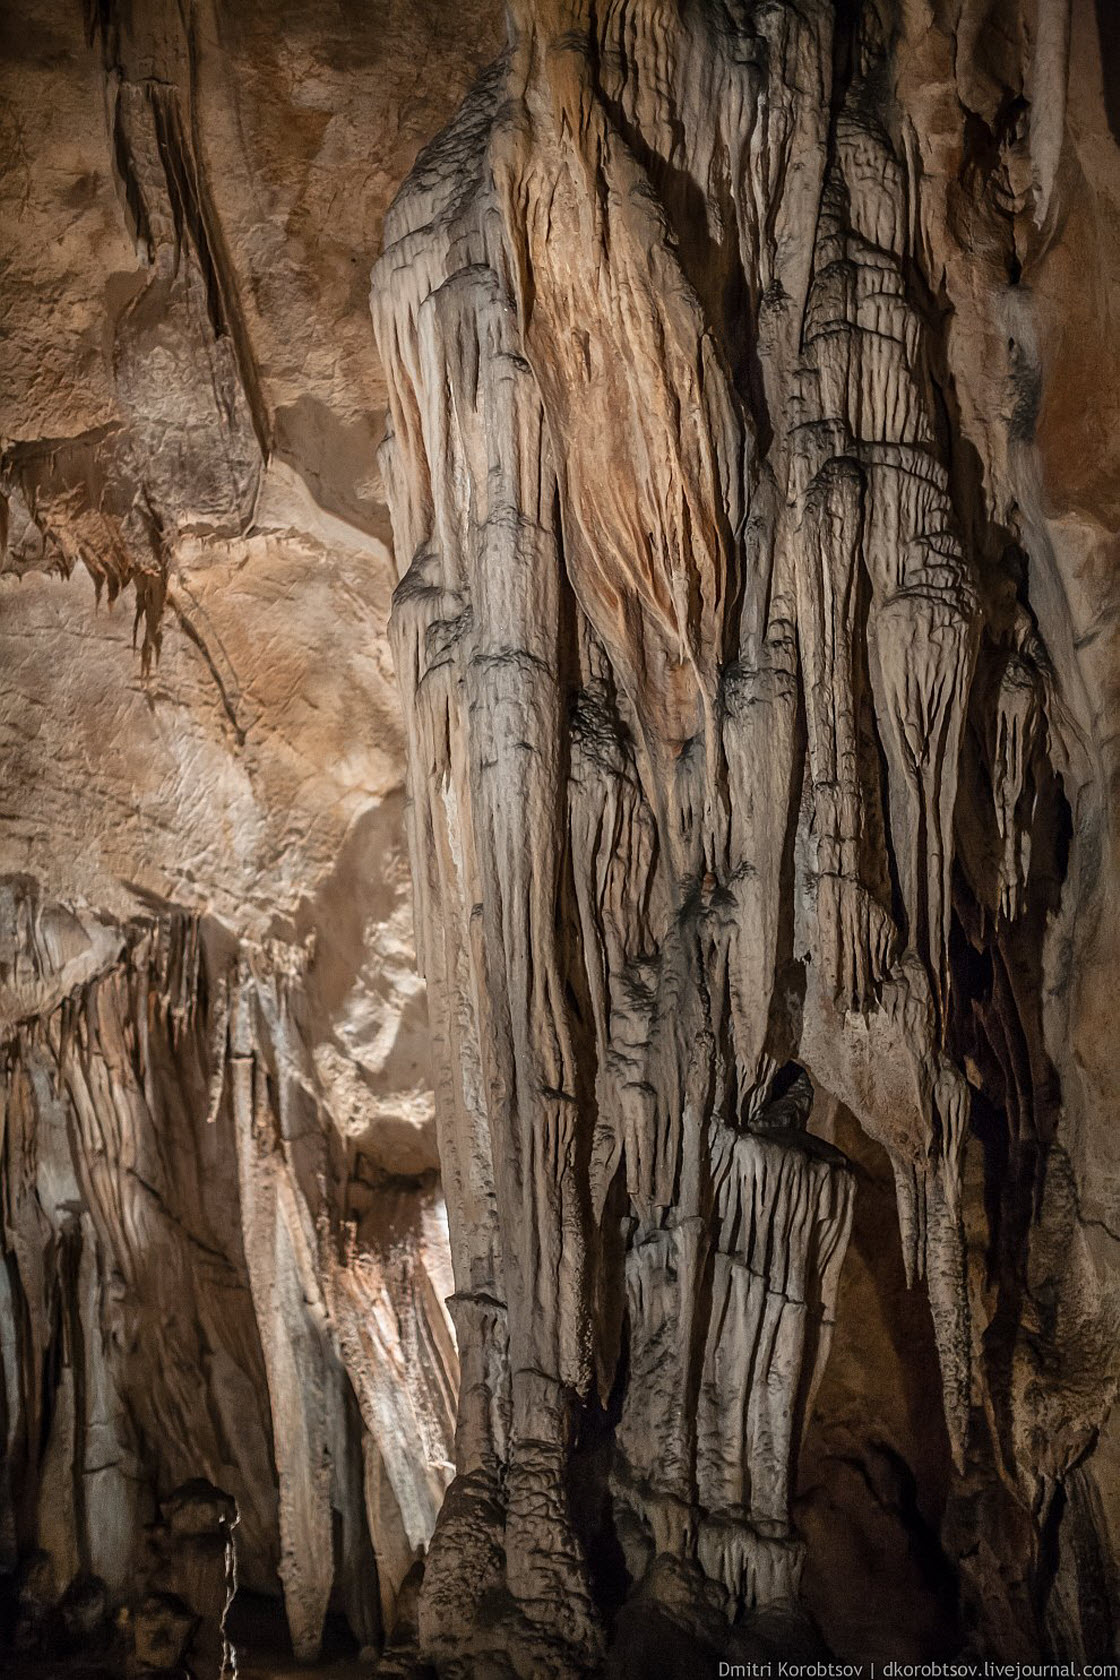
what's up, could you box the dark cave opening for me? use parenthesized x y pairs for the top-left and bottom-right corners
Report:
(798, 1105), (961, 1661)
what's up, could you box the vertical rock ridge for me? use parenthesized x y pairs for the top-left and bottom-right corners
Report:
(370, 0), (1092, 1667)
(0, 908), (457, 1661)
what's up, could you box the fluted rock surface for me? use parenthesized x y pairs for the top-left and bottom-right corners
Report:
(1, 0), (1120, 1674)
(372, 0), (1120, 1670)
(0, 0), (500, 1668)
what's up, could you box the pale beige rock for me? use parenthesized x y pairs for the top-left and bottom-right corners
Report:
(2, 0), (1120, 1672)
(371, 0), (1120, 1670)
(0, 0), (501, 1667)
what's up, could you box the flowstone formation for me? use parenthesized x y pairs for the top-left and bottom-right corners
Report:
(2, 0), (1120, 1673)
(372, 0), (1119, 1671)
(0, 1), (501, 1671)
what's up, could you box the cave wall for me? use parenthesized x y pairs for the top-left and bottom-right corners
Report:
(0, 0), (1118, 1674)
(0, 0), (503, 1663)
(370, 0), (1120, 1671)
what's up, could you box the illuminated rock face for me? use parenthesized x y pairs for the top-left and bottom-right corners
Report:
(0, 0), (499, 1667)
(2, 0), (1120, 1673)
(372, 0), (1120, 1670)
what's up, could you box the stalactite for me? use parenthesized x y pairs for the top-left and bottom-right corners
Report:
(370, 0), (1077, 1670)
(0, 908), (457, 1667)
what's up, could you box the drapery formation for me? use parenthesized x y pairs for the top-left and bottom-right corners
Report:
(372, 0), (1058, 1671)
(0, 902), (458, 1664)
(6, 0), (1118, 1669)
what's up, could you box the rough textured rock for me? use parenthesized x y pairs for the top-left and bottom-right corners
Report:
(1, 0), (1119, 1674)
(371, 0), (1120, 1671)
(0, 0), (499, 1668)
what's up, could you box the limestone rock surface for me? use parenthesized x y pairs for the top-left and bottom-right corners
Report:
(1, 0), (1120, 1675)
(0, 0), (499, 1667)
(371, 0), (1120, 1670)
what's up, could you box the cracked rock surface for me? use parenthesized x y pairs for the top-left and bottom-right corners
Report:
(1, 0), (1120, 1674)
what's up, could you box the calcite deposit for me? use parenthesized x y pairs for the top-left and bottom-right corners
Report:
(1, 0), (1119, 1675)
(0, 0), (497, 1668)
